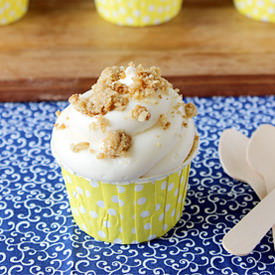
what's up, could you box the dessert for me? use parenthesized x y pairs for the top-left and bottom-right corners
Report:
(51, 63), (199, 244)
(94, 0), (183, 27)
(234, 0), (275, 23)
(0, 0), (28, 26)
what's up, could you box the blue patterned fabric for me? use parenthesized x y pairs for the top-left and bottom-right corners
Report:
(1, 96), (275, 274)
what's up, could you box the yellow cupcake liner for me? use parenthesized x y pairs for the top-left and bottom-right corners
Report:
(234, 0), (275, 23)
(0, 0), (28, 26)
(94, 0), (183, 26)
(62, 163), (191, 244)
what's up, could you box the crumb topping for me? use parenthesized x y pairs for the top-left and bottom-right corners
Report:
(69, 63), (172, 117)
(54, 123), (66, 130)
(71, 142), (90, 152)
(69, 92), (128, 117)
(98, 130), (132, 159)
(182, 121), (188, 128)
(89, 115), (110, 133)
(159, 114), (171, 130)
(56, 110), (61, 117)
(130, 105), (151, 122)
(184, 102), (197, 118)
(156, 142), (162, 147)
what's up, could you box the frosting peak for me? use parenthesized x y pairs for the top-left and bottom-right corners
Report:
(51, 64), (198, 182)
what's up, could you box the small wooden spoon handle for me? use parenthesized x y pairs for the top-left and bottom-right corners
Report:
(265, 178), (275, 254)
(222, 188), (275, 256)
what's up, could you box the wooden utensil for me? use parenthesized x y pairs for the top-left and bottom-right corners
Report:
(248, 124), (275, 252)
(219, 128), (266, 200)
(222, 188), (275, 255)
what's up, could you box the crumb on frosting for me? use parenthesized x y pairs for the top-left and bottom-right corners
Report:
(184, 102), (197, 118)
(54, 123), (66, 130)
(97, 130), (132, 159)
(159, 114), (171, 130)
(71, 142), (90, 152)
(156, 142), (162, 147)
(182, 121), (188, 128)
(89, 115), (110, 133)
(56, 110), (61, 117)
(68, 63), (172, 117)
(130, 105), (151, 122)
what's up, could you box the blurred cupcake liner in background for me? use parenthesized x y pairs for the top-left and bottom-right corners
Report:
(234, 0), (275, 23)
(95, 0), (183, 27)
(0, 0), (28, 26)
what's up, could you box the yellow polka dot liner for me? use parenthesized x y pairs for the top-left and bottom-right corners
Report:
(62, 163), (191, 244)
(0, 0), (28, 26)
(234, 0), (275, 23)
(95, 0), (183, 27)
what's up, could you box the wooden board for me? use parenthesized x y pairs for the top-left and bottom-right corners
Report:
(0, 0), (275, 101)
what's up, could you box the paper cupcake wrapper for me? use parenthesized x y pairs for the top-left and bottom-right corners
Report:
(62, 163), (191, 244)
(234, 0), (275, 23)
(95, 0), (183, 26)
(0, 0), (28, 26)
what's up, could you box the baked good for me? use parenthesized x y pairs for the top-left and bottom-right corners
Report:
(94, 0), (183, 26)
(51, 63), (199, 244)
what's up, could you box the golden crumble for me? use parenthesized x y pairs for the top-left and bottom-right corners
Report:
(69, 91), (128, 117)
(98, 130), (132, 159)
(71, 142), (90, 152)
(96, 152), (105, 159)
(182, 121), (188, 128)
(69, 63), (172, 117)
(130, 105), (151, 122)
(54, 123), (66, 130)
(56, 110), (61, 117)
(184, 103), (197, 118)
(159, 114), (171, 130)
(89, 116), (110, 133)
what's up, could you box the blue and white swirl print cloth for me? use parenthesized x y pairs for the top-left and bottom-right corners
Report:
(1, 96), (275, 274)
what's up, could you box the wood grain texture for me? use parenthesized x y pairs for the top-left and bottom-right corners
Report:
(0, 0), (275, 101)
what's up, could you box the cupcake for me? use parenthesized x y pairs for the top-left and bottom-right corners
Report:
(0, 0), (28, 26)
(51, 63), (199, 244)
(234, 0), (275, 23)
(94, 0), (183, 27)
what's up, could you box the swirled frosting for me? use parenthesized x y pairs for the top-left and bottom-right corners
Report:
(51, 64), (198, 182)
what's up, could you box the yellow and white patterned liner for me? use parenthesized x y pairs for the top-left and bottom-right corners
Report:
(234, 0), (275, 23)
(0, 0), (28, 26)
(94, 0), (183, 26)
(62, 164), (190, 244)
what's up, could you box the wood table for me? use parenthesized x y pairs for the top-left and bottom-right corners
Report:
(0, 0), (275, 101)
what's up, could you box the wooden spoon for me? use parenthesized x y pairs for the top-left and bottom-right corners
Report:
(219, 128), (266, 200)
(248, 124), (275, 252)
(222, 188), (275, 255)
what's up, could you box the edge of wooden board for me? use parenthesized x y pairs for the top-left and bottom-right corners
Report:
(0, 74), (274, 102)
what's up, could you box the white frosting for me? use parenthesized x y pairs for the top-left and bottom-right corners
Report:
(51, 66), (197, 182)
(119, 66), (137, 87)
